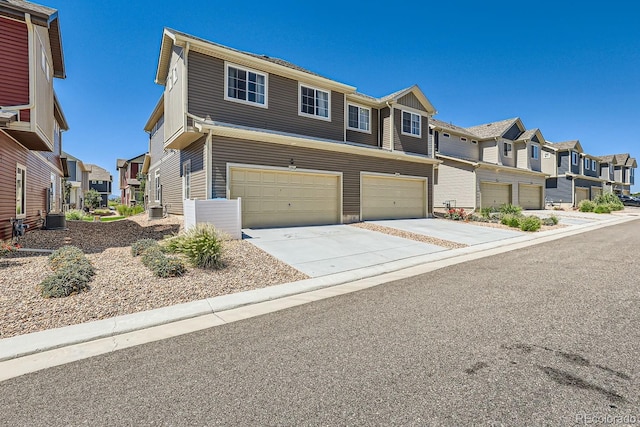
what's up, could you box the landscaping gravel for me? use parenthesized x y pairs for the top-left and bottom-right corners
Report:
(350, 222), (467, 249)
(0, 214), (307, 339)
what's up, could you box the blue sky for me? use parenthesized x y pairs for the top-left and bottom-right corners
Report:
(47, 0), (639, 193)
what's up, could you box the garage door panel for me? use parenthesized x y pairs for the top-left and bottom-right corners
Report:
(230, 168), (340, 228)
(481, 183), (512, 209)
(362, 175), (427, 220)
(575, 187), (589, 204)
(591, 187), (602, 199)
(519, 184), (543, 209)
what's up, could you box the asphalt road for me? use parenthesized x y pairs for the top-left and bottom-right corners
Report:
(1, 219), (639, 426)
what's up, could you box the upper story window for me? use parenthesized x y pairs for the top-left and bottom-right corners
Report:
(299, 84), (330, 120)
(151, 115), (164, 137)
(225, 63), (267, 107)
(401, 111), (421, 138)
(40, 45), (50, 82)
(591, 160), (597, 171)
(584, 158), (590, 170)
(503, 142), (513, 157)
(571, 151), (578, 165)
(347, 104), (370, 133)
(531, 144), (539, 160)
(460, 137), (467, 142)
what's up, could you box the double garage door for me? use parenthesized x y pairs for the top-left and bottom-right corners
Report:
(229, 167), (428, 228)
(361, 174), (427, 221)
(230, 167), (341, 228)
(480, 183), (512, 209)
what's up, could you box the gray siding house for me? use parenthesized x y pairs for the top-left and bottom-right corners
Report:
(598, 153), (637, 195)
(544, 140), (605, 207)
(431, 117), (548, 210)
(143, 28), (440, 228)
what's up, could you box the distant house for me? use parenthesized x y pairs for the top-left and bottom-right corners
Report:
(0, 0), (68, 241)
(117, 154), (145, 206)
(86, 164), (112, 207)
(431, 117), (548, 210)
(61, 151), (90, 209)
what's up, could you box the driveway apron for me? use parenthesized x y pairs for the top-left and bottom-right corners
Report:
(243, 225), (445, 277)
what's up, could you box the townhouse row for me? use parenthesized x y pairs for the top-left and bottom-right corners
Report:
(140, 28), (636, 229)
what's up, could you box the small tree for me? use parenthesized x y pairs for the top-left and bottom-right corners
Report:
(84, 189), (101, 210)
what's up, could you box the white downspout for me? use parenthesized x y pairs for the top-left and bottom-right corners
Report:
(205, 129), (213, 199)
(183, 42), (190, 130)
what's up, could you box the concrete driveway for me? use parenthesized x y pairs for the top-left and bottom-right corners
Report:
(243, 225), (445, 277)
(368, 218), (523, 245)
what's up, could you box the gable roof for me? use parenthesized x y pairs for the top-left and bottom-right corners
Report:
(429, 118), (479, 139)
(614, 153), (630, 164)
(597, 154), (616, 164)
(0, 0), (65, 78)
(157, 28), (355, 93)
(516, 128), (545, 144)
(464, 117), (523, 140)
(86, 164), (112, 182)
(549, 140), (583, 152)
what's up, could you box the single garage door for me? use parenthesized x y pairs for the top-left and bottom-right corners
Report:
(591, 186), (602, 200)
(518, 184), (543, 210)
(575, 187), (589, 205)
(229, 167), (340, 228)
(361, 174), (427, 220)
(480, 182), (512, 209)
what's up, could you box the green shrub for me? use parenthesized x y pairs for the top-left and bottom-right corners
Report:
(501, 214), (521, 228)
(141, 246), (186, 278)
(116, 204), (145, 217)
(40, 246), (94, 298)
(131, 239), (159, 257)
(541, 214), (560, 226)
(594, 193), (624, 211)
(480, 207), (496, 219)
(499, 204), (523, 216)
(84, 189), (102, 210)
(65, 209), (91, 221)
(578, 200), (595, 212)
(163, 224), (225, 269)
(520, 216), (542, 232)
(593, 204), (611, 214)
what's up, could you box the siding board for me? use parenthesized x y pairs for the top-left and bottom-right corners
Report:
(188, 52), (345, 141)
(0, 17), (29, 107)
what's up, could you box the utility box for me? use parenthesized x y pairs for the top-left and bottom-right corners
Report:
(45, 213), (67, 230)
(148, 206), (164, 220)
(183, 199), (242, 240)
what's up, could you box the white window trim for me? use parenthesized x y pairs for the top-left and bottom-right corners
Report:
(591, 160), (597, 171)
(16, 164), (26, 219)
(346, 103), (371, 134)
(503, 142), (513, 158)
(442, 133), (450, 138)
(460, 137), (467, 142)
(298, 82), (331, 121)
(471, 140), (478, 144)
(531, 144), (539, 160)
(182, 160), (191, 200)
(571, 151), (578, 165)
(224, 61), (269, 109)
(400, 110), (422, 138)
(584, 157), (590, 170)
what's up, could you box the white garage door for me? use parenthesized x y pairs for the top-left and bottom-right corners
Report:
(519, 184), (543, 210)
(361, 174), (427, 220)
(480, 182), (512, 209)
(229, 167), (340, 228)
(575, 187), (589, 205)
(591, 186), (602, 200)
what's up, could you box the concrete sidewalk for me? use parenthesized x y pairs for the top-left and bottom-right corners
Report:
(0, 214), (637, 381)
